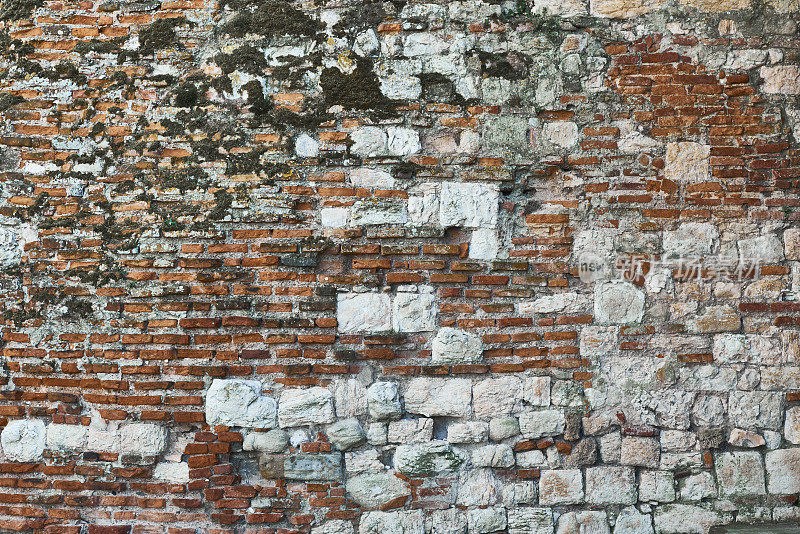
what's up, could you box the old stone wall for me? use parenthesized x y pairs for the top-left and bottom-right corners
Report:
(0, 0), (799, 531)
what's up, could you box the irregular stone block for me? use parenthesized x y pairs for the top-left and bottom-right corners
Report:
(312, 519), (355, 534)
(662, 223), (718, 258)
(522, 376), (551, 406)
(351, 127), (388, 157)
(46, 423), (88, 451)
(714, 451), (766, 496)
(119, 424), (166, 456)
(447, 422), (488, 444)
(366, 382), (402, 421)
(539, 469), (584, 505)
(738, 235), (785, 265)
(345, 471), (410, 508)
(680, 0), (750, 10)
(243, 429), (288, 453)
(542, 121), (579, 148)
(358, 510), (424, 534)
(469, 228), (500, 260)
(639, 470), (676, 503)
(519, 409), (565, 438)
(337, 293), (392, 333)
(456, 468), (501, 506)
(393, 292), (436, 332)
(614, 507), (653, 534)
(729, 391), (782, 430)
(728, 428), (765, 448)
(585, 466), (637, 505)
(688, 305), (740, 333)
(350, 168), (395, 189)
(1, 420), (45, 462)
(474, 376), (522, 418)
(259, 453), (285, 479)
(278, 387), (336, 427)
(785, 227), (800, 260)
(326, 418), (365, 451)
(664, 142), (710, 182)
(468, 507), (506, 534)
(439, 182), (499, 229)
(404, 377), (472, 417)
(386, 127), (421, 156)
(556, 511), (609, 534)
(431, 327), (483, 364)
(653, 504), (726, 534)
(580, 326), (619, 357)
(205, 379), (278, 428)
(394, 441), (463, 476)
(472, 444), (515, 468)
(760, 65), (800, 94)
(350, 200), (407, 226)
(488, 416), (520, 441)
(283, 453), (342, 481)
(594, 281), (645, 324)
(484, 116), (530, 155)
(508, 508), (554, 534)
(153, 462), (190, 483)
(590, 0), (660, 18)
(766, 448), (800, 494)
(388, 418), (433, 444)
(532, 0), (587, 15)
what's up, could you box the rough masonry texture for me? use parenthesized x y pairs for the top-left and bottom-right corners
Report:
(0, 0), (800, 532)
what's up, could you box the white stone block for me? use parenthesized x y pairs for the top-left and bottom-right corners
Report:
(1, 420), (45, 462)
(404, 378), (472, 417)
(439, 182), (499, 229)
(278, 387), (336, 427)
(393, 292), (436, 332)
(337, 293), (392, 333)
(46, 423), (88, 451)
(119, 423), (167, 456)
(431, 327), (483, 364)
(205, 379), (278, 428)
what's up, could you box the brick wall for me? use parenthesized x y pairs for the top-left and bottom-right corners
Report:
(0, 0), (799, 532)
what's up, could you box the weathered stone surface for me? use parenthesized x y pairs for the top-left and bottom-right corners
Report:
(556, 511), (610, 534)
(508, 508), (554, 534)
(393, 292), (436, 333)
(471, 444), (515, 468)
(594, 282), (645, 324)
(766, 448), (800, 493)
(585, 466), (637, 505)
(366, 382), (402, 421)
(46, 423), (88, 451)
(312, 520), (355, 534)
(153, 462), (190, 483)
(283, 453), (342, 481)
(439, 182), (499, 229)
(467, 508), (506, 534)
(327, 418), (365, 450)
(345, 471), (409, 508)
(1, 420), (45, 462)
(664, 142), (710, 182)
(351, 127), (388, 157)
(393, 441), (463, 476)
(474, 376), (522, 418)
(388, 418), (433, 444)
(729, 391), (782, 430)
(590, 0), (660, 18)
(662, 223), (718, 258)
(243, 429), (289, 452)
(620, 437), (659, 468)
(565, 438), (598, 468)
(519, 409), (565, 438)
(447, 421), (488, 444)
(614, 507), (653, 534)
(785, 227), (800, 260)
(523, 377), (552, 406)
(358, 510), (425, 534)
(539, 469), (584, 505)
(278, 387), (336, 427)
(404, 378), (472, 417)
(205, 379), (278, 428)
(689, 305), (741, 333)
(350, 168), (395, 190)
(119, 424), (167, 456)
(337, 293), (392, 333)
(652, 505), (725, 534)
(680, 0), (750, 10)
(760, 65), (800, 94)
(431, 327), (482, 364)
(785, 407), (800, 444)
(469, 228), (500, 260)
(543, 121), (579, 148)
(715, 451), (766, 496)
(639, 470), (676, 503)
(738, 235), (785, 265)
(456, 468), (501, 506)
(488, 416), (520, 441)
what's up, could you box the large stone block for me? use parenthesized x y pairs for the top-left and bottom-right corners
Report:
(585, 466), (637, 505)
(337, 293), (392, 333)
(473, 376), (522, 418)
(46, 423), (88, 452)
(1, 420), (45, 462)
(653, 505), (725, 534)
(284, 453), (342, 481)
(394, 441), (463, 476)
(680, 0), (750, 10)
(393, 292), (436, 332)
(728, 391), (782, 430)
(358, 510), (424, 534)
(760, 65), (800, 94)
(345, 471), (409, 508)
(556, 511), (609, 534)
(119, 424), (167, 456)
(766, 448), (800, 493)
(431, 327), (483, 364)
(519, 409), (565, 438)
(366, 382), (402, 421)
(539, 469), (584, 505)
(664, 142), (710, 182)
(738, 235), (785, 265)
(439, 182), (499, 229)
(278, 387), (336, 427)
(714, 451), (766, 496)
(594, 281), (645, 324)
(326, 418), (365, 451)
(456, 468), (501, 506)
(590, 0), (660, 18)
(508, 508), (554, 534)
(404, 378), (472, 417)
(662, 223), (718, 258)
(688, 305), (740, 333)
(205, 379), (278, 428)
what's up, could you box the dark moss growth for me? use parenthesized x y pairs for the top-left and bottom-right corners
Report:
(61, 297), (93, 320)
(174, 82), (198, 108)
(0, 0), (43, 21)
(159, 167), (208, 192)
(0, 93), (23, 111)
(393, 161), (424, 180)
(37, 62), (88, 85)
(209, 189), (234, 220)
(3, 307), (41, 326)
(320, 58), (398, 118)
(417, 73), (465, 105)
(242, 80), (272, 116)
(220, 0), (321, 38)
(138, 16), (191, 56)
(477, 50), (530, 80)
(214, 44), (269, 76)
(331, 1), (386, 36)
(113, 180), (136, 194)
(72, 38), (124, 55)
